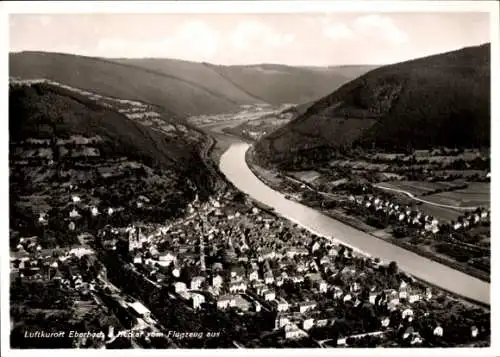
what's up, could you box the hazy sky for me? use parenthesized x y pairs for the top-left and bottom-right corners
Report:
(9, 12), (490, 66)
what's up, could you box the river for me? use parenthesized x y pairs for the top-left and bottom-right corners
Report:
(219, 142), (490, 305)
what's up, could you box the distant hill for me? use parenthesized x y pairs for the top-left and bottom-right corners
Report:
(9, 52), (376, 117)
(255, 44), (491, 168)
(301, 65), (381, 78)
(9, 52), (243, 118)
(280, 100), (315, 118)
(9, 83), (203, 169)
(208, 63), (374, 105)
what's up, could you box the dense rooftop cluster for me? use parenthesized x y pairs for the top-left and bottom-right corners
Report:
(9, 71), (491, 349)
(96, 185), (489, 348)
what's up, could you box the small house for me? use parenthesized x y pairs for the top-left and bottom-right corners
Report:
(433, 326), (444, 337)
(273, 298), (289, 312)
(264, 271), (275, 285)
(302, 318), (314, 331)
(284, 323), (307, 340)
(249, 270), (259, 281)
(217, 295), (236, 310)
(408, 293), (421, 304)
(275, 314), (290, 329)
(263, 289), (276, 301)
(175, 281), (187, 293)
(229, 280), (247, 293)
(298, 301), (317, 314)
(190, 276), (206, 290)
(333, 287), (343, 299)
(191, 293), (205, 309)
(212, 275), (223, 289)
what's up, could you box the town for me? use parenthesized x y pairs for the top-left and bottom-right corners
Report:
(10, 175), (490, 348)
(7, 24), (492, 350)
(245, 140), (491, 284)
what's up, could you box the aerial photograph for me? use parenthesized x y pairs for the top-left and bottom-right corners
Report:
(3, 1), (497, 353)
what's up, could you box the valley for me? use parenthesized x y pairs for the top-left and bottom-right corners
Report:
(10, 52), (375, 118)
(249, 43), (491, 283)
(185, 101), (491, 288)
(8, 41), (492, 350)
(212, 104), (491, 282)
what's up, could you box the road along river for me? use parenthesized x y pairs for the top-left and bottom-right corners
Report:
(219, 142), (490, 305)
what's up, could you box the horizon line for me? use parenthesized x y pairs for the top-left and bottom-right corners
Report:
(7, 50), (385, 68)
(8, 41), (490, 68)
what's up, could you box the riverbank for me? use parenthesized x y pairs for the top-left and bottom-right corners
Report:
(245, 146), (490, 283)
(230, 143), (489, 305)
(200, 125), (252, 165)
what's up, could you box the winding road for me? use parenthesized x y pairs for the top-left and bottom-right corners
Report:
(374, 184), (478, 211)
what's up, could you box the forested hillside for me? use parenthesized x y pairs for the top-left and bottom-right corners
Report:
(9, 83), (214, 248)
(255, 44), (490, 168)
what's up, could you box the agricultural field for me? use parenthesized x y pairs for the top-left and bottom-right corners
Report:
(424, 182), (490, 208)
(375, 180), (489, 221)
(417, 203), (464, 222)
(376, 181), (453, 196)
(288, 170), (322, 184)
(433, 170), (487, 178)
(329, 160), (390, 171)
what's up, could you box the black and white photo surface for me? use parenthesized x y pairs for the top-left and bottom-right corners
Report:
(2, 1), (498, 355)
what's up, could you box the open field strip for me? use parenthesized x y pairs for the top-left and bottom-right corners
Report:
(374, 184), (479, 211)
